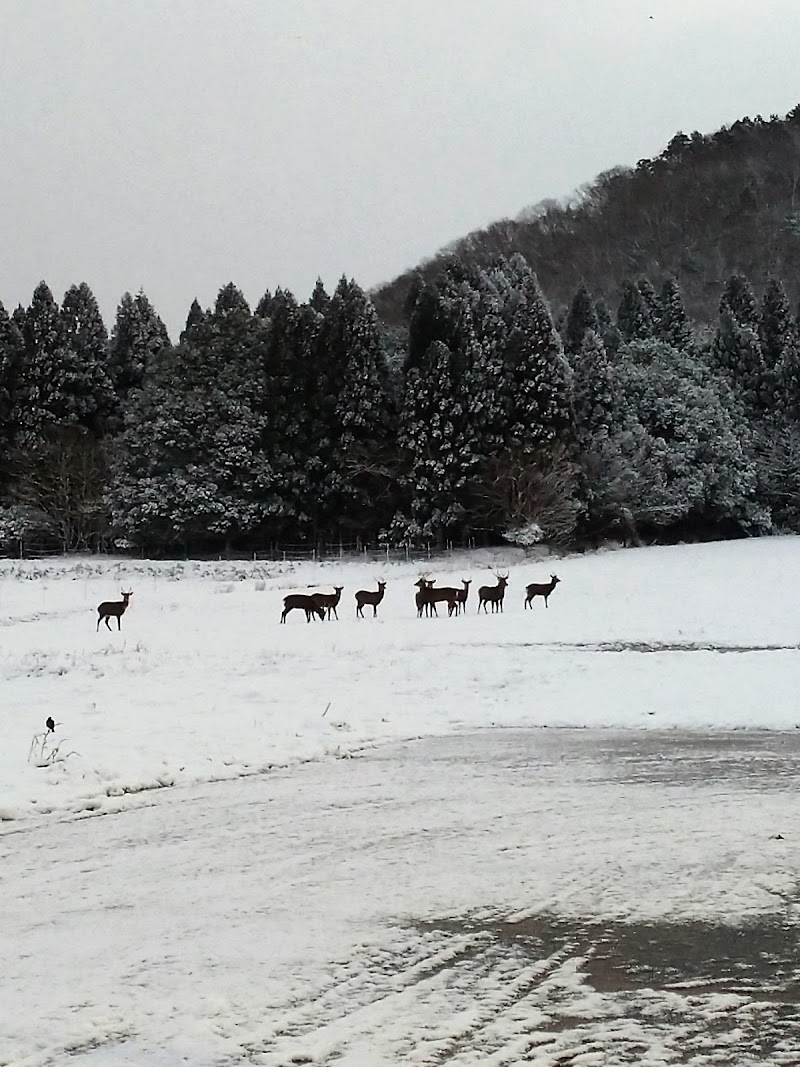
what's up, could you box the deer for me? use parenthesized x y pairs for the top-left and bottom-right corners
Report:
(454, 579), (471, 615)
(525, 574), (561, 609)
(311, 586), (343, 620)
(414, 577), (459, 618)
(281, 594), (326, 623)
(478, 573), (508, 614)
(355, 580), (386, 618)
(97, 590), (133, 631)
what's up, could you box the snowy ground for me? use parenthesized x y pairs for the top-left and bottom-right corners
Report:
(2, 536), (800, 823)
(3, 538), (800, 1065)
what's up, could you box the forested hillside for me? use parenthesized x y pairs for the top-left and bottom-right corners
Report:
(372, 105), (800, 329)
(4, 104), (800, 557)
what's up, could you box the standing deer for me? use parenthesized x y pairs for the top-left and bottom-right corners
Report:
(478, 573), (508, 614)
(525, 574), (561, 609)
(454, 579), (471, 615)
(97, 590), (133, 631)
(414, 577), (459, 618)
(355, 580), (386, 618)
(415, 577), (434, 618)
(312, 586), (343, 620)
(281, 594), (325, 623)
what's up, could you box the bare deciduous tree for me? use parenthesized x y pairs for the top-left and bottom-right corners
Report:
(474, 443), (584, 548)
(6, 425), (108, 551)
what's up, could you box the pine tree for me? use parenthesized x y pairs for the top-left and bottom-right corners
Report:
(572, 329), (617, 441)
(108, 291), (170, 405)
(407, 282), (451, 371)
(309, 278), (330, 313)
(108, 286), (274, 550)
(14, 281), (71, 441)
(60, 282), (115, 431)
(720, 273), (759, 330)
(181, 298), (207, 339)
(637, 277), (662, 335)
(501, 255), (574, 450)
(392, 340), (472, 545)
(320, 277), (395, 533)
(658, 278), (694, 350)
(0, 301), (23, 460)
(617, 281), (653, 342)
(563, 283), (599, 355)
(760, 277), (793, 369)
(594, 297), (621, 353)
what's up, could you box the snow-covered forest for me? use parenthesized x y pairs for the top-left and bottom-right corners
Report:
(0, 257), (798, 555)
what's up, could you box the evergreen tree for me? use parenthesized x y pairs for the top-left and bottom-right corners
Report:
(108, 291), (170, 404)
(406, 282), (451, 371)
(14, 281), (71, 441)
(0, 301), (23, 460)
(720, 273), (759, 330)
(259, 290), (323, 534)
(617, 280), (653, 342)
(658, 277), (694, 349)
(60, 282), (115, 430)
(109, 286), (274, 550)
(309, 278), (330, 313)
(563, 283), (599, 355)
(583, 341), (763, 539)
(391, 340), (473, 545)
(758, 277), (796, 412)
(637, 277), (662, 335)
(181, 298), (207, 339)
(572, 329), (617, 441)
(711, 310), (767, 414)
(500, 255), (575, 450)
(594, 297), (621, 353)
(320, 277), (395, 533)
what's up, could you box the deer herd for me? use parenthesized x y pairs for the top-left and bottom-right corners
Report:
(95, 573), (561, 630)
(280, 572), (561, 623)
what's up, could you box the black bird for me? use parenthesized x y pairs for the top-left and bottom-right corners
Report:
(45, 716), (55, 733)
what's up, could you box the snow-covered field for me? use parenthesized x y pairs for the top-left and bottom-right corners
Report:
(4, 537), (800, 1066)
(1, 537), (798, 823)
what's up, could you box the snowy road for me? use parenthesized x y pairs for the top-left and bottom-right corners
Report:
(4, 728), (800, 1066)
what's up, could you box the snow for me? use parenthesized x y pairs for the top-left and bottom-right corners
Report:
(2, 536), (798, 824)
(3, 536), (800, 1065)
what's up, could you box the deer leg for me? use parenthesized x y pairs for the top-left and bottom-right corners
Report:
(104, 616), (112, 631)
(117, 616), (122, 630)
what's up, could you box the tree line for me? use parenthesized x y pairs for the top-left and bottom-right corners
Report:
(0, 256), (798, 554)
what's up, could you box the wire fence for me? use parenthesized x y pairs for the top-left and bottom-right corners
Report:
(0, 537), (487, 564)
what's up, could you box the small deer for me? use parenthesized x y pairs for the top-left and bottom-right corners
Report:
(478, 573), (508, 614)
(454, 579), (471, 615)
(97, 590), (133, 631)
(312, 586), (343, 620)
(525, 574), (560, 609)
(281, 594), (325, 623)
(355, 580), (386, 618)
(415, 577), (459, 618)
(415, 577), (434, 618)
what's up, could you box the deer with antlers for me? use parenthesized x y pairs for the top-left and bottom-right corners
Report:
(414, 577), (459, 618)
(478, 573), (508, 614)
(525, 574), (561, 609)
(281, 594), (326, 623)
(97, 590), (133, 631)
(311, 586), (343, 620)
(355, 580), (386, 618)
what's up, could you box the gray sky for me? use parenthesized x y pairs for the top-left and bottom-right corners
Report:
(2, 0), (799, 338)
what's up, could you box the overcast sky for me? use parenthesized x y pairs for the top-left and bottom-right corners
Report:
(2, 0), (799, 338)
